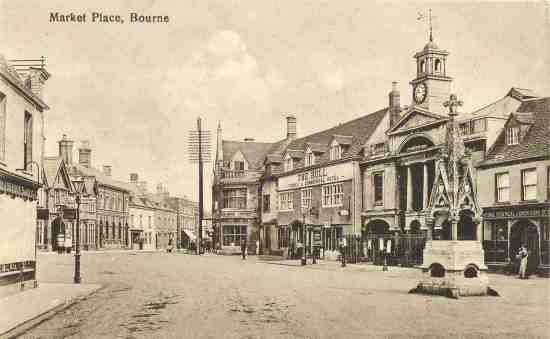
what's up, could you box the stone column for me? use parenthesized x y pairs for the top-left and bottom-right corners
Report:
(426, 216), (433, 241)
(452, 216), (458, 241)
(407, 166), (413, 211)
(423, 163), (429, 209)
(476, 219), (482, 241)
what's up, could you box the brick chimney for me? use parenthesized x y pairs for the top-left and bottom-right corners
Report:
(389, 82), (401, 127)
(130, 173), (139, 183)
(58, 134), (74, 165)
(103, 165), (112, 177)
(286, 115), (297, 139)
(78, 140), (92, 168)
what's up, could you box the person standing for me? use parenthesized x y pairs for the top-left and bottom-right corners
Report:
(518, 244), (529, 279)
(241, 239), (247, 260)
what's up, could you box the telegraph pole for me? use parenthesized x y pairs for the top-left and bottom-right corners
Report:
(188, 118), (211, 255)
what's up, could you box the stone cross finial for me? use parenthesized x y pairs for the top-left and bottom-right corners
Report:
(443, 94), (463, 116)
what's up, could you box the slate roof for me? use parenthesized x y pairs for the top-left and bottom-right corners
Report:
(69, 163), (130, 192)
(479, 97), (550, 167)
(43, 157), (63, 188)
(284, 107), (388, 162)
(0, 54), (49, 109)
(222, 140), (275, 170)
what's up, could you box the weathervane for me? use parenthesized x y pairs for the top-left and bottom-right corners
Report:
(417, 8), (434, 42)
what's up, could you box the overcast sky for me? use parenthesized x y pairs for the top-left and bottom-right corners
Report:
(1, 1), (549, 210)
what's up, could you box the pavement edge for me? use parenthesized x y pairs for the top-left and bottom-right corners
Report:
(1, 284), (104, 339)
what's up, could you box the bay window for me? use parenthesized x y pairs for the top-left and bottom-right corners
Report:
(223, 188), (247, 209)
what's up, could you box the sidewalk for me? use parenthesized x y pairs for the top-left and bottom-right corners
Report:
(40, 248), (161, 255)
(0, 282), (102, 338)
(259, 258), (420, 274)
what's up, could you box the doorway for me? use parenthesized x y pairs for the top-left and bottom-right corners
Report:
(51, 217), (66, 251)
(510, 220), (539, 275)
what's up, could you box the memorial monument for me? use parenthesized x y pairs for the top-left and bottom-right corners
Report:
(410, 94), (498, 298)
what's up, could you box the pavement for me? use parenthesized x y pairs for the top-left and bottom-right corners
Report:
(0, 282), (102, 338)
(6, 252), (550, 338)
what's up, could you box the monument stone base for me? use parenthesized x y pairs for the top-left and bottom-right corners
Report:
(410, 241), (497, 298)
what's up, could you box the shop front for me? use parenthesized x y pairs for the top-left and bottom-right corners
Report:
(482, 203), (549, 275)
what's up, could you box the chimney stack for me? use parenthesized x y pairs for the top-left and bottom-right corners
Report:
(130, 173), (139, 183)
(58, 134), (74, 165)
(78, 140), (92, 168)
(103, 165), (112, 177)
(26, 67), (50, 99)
(286, 115), (297, 139)
(389, 82), (401, 127)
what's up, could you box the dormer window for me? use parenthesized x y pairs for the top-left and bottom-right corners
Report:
(506, 127), (519, 145)
(305, 149), (315, 166)
(284, 154), (293, 171)
(234, 161), (245, 171)
(330, 141), (341, 161)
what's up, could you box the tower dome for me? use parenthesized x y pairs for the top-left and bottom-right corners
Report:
(423, 40), (439, 51)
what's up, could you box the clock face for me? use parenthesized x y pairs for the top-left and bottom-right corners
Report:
(413, 83), (427, 104)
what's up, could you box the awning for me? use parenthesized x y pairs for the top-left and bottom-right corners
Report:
(183, 229), (196, 241)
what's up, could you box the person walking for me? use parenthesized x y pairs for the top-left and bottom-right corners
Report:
(517, 244), (529, 279)
(241, 239), (247, 260)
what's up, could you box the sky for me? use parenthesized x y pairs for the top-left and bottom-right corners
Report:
(1, 1), (549, 211)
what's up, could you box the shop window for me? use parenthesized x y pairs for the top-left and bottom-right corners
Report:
(322, 183), (344, 207)
(301, 188), (312, 209)
(373, 172), (384, 205)
(521, 168), (537, 201)
(223, 188), (247, 209)
(495, 172), (510, 203)
(223, 225), (247, 246)
(506, 127), (519, 145)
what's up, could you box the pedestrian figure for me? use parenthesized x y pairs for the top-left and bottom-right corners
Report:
(256, 240), (260, 255)
(241, 239), (247, 260)
(167, 237), (173, 253)
(517, 244), (529, 279)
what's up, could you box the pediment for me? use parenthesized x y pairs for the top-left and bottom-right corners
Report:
(388, 108), (447, 135)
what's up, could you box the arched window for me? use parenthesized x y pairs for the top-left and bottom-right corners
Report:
(435, 59), (441, 73)
(420, 60), (426, 73)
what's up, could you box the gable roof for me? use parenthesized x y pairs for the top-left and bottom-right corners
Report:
(479, 97), (550, 167)
(284, 107), (388, 161)
(388, 106), (448, 135)
(69, 163), (130, 192)
(43, 156), (73, 191)
(222, 140), (275, 170)
(0, 55), (49, 109)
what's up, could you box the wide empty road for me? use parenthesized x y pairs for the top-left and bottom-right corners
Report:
(23, 252), (549, 339)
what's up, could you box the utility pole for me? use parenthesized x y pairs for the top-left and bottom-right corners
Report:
(188, 118), (211, 255)
(74, 194), (81, 283)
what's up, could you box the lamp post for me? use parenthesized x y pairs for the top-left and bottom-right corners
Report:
(74, 194), (81, 284)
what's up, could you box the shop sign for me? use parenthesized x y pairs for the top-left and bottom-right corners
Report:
(278, 162), (353, 191)
(483, 206), (550, 220)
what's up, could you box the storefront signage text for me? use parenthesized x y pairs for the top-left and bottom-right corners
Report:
(278, 162), (353, 191)
(483, 206), (549, 220)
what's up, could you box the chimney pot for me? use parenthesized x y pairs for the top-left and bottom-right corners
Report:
(78, 140), (92, 168)
(58, 134), (74, 165)
(103, 165), (112, 177)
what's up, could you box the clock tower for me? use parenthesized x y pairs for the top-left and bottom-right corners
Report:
(410, 37), (453, 114)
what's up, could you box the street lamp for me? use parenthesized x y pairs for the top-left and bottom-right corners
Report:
(74, 194), (81, 284)
(301, 210), (307, 266)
